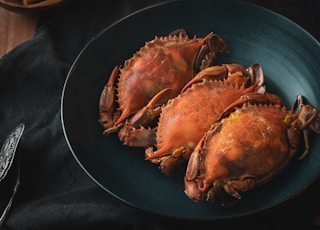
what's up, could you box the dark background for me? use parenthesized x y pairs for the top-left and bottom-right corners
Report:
(0, 0), (319, 229)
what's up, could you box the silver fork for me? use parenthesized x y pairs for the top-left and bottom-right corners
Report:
(0, 123), (25, 228)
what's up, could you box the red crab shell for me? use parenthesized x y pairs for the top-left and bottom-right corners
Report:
(116, 31), (227, 124)
(184, 94), (320, 205)
(145, 63), (264, 176)
(98, 29), (229, 133)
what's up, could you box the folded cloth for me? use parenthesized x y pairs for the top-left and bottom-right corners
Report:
(0, 0), (319, 229)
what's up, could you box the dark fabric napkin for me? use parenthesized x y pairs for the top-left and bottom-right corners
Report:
(0, 0), (319, 229)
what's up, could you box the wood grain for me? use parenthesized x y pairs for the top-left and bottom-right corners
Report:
(0, 6), (38, 57)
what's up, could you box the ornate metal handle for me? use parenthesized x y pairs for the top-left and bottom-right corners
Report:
(0, 123), (25, 228)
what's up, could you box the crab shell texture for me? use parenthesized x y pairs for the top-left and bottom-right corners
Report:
(184, 100), (311, 205)
(145, 63), (262, 176)
(113, 30), (229, 126)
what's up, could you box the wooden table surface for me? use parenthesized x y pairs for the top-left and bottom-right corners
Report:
(0, 6), (38, 57)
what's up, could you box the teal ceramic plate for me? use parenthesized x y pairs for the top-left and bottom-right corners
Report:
(61, 0), (320, 220)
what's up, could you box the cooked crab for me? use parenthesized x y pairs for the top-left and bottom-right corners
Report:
(98, 28), (229, 135)
(119, 62), (266, 176)
(184, 93), (320, 206)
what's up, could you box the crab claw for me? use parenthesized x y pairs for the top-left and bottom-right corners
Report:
(291, 94), (320, 160)
(217, 92), (284, 121)
(126, 88), (174, 128)
(246, 62), (265, 88)
(118, 122), (156, 147)
(99, 66), (119, 131)
(184, 135), (206, 201)
(181, 65), (228, 92)
(294, 94), (320, 134)
(194, 33), (229, 72)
